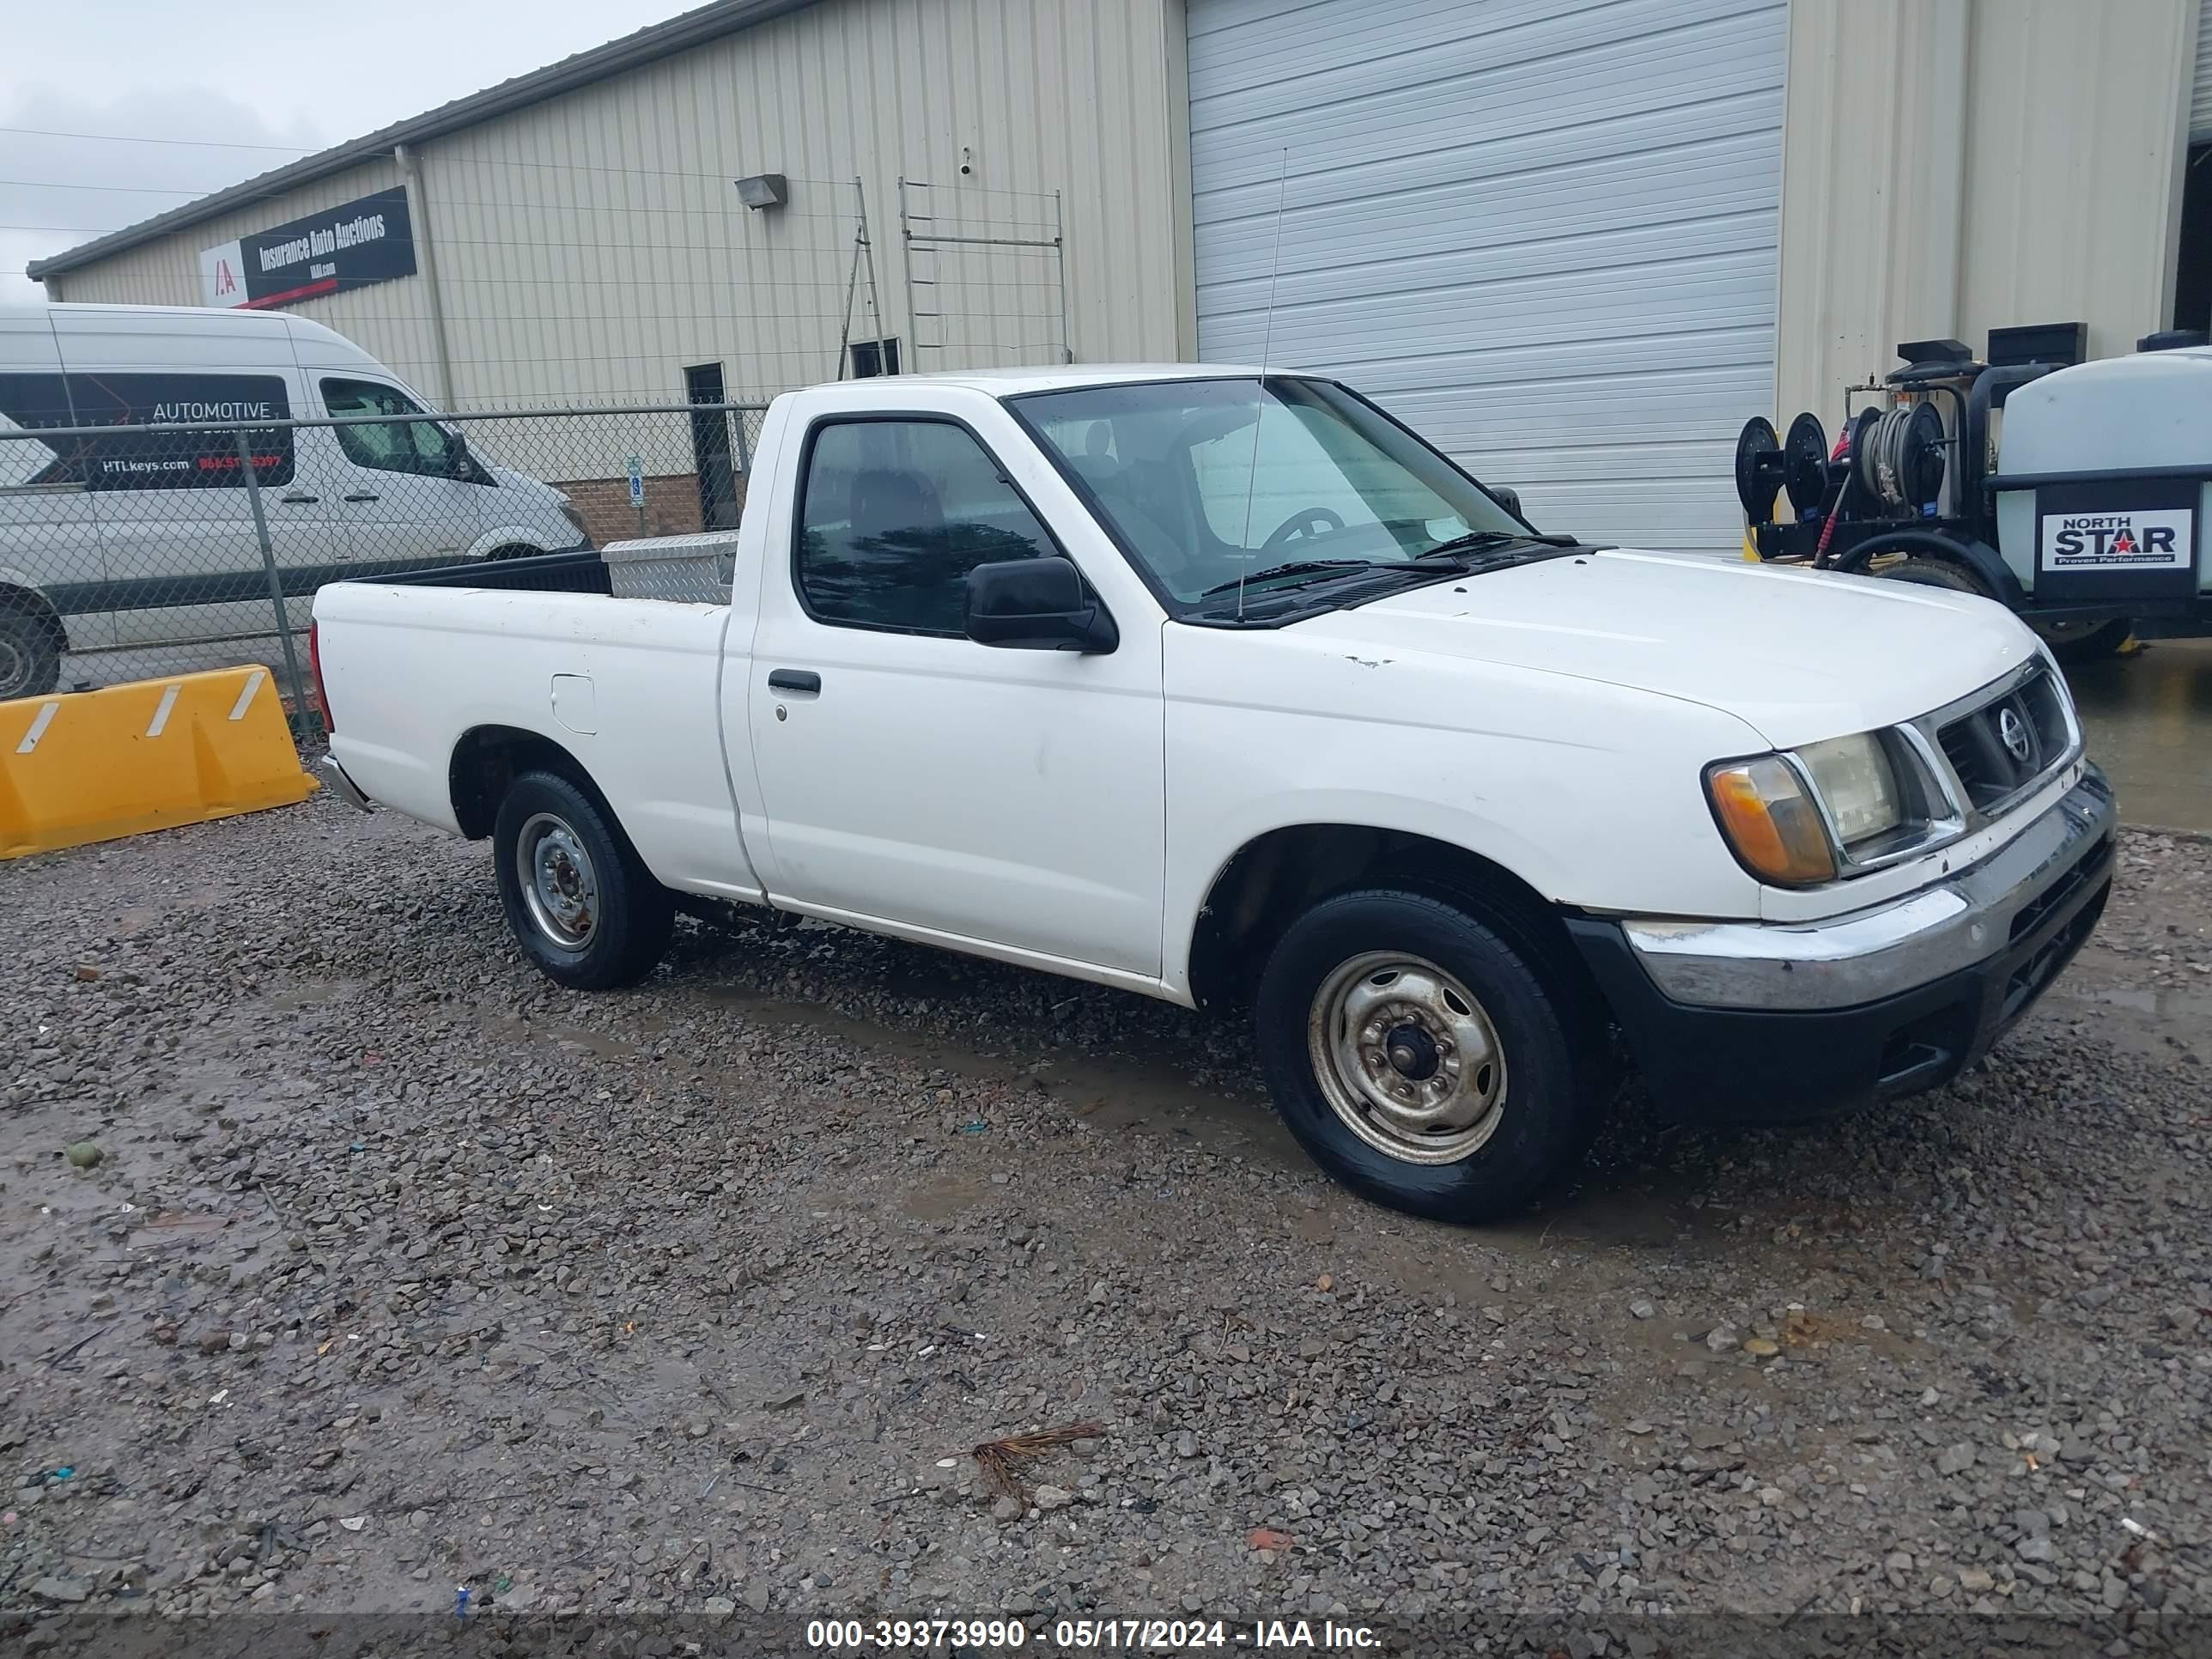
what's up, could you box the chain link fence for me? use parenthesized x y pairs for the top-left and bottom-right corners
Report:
(0, 400), (769, 739)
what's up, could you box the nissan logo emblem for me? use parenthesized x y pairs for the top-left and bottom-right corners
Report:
(1998, 705), (2033, 765)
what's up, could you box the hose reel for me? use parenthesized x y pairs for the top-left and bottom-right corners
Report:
(1733, 416), (1784, 522)
(1853, 399), (1948, 513)
(1733, 412), (1832, 523)
(1783, 412), (1830, 517)
(1734, 402), (1946, 526)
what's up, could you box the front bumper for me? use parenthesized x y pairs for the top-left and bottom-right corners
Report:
(1568, 766), (2116, 1122)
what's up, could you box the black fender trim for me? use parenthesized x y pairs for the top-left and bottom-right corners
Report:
(1829, 529), (2027, 608)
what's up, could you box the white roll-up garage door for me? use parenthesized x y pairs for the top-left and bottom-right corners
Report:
(2193, 0), (2212, 139)
(1187, 0), (1787, 554)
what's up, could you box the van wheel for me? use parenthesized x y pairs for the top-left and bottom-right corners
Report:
(485, 544), (540, 562)
(491, 770), (673, 989)
(0, 609), (61, 702)
(1254, 889), (1607, 1223)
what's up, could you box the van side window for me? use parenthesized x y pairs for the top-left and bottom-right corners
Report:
(322, 379), (469, 480)
(0, 373), (74, 489)
(0, 371), (294, 490)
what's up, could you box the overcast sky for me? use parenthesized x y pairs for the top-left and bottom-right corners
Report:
(2, 0), (700, 302)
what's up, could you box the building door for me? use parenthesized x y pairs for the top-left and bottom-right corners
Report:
(1184, 0), (1787, 556)
(684, 363), (740, 532)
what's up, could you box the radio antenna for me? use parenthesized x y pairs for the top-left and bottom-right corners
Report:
(1236, 148), (1290, 622)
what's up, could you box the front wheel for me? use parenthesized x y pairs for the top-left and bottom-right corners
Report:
(491, 770), (673, 990)
(1255, 889), (1607, 1223)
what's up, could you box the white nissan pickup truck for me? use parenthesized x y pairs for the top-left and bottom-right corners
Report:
(311, 367), (2116, 1222)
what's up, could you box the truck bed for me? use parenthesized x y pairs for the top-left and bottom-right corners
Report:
(339, 548), (612, 594)
(313, 562), (757, 903)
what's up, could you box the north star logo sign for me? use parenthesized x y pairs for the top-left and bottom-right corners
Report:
(2042, 509), (2191, 569)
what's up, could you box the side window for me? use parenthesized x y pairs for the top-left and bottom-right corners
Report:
(4, 372), (295, 491)
(0, 373), (77, 489)
(322, 378), (465, 479)
(796, 419), (1057, 635)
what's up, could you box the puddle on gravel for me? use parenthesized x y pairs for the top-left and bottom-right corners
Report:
(270, 977), (367, 1011)
(2042, 981), (2212, 1061)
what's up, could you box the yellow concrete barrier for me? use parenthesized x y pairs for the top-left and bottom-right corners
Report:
(0, 666), (318, 860)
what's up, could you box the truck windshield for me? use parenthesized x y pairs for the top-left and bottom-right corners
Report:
(1010, 375), (1533, 609)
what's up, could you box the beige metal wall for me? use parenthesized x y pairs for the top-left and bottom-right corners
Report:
(47, 0), (1192, 410)
(1775, 0), (2198, 430)
(46, 154), (449, 400)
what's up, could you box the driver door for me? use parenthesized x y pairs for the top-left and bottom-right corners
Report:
(743, 404), (1168, 979)
(317, 375), (489, 575)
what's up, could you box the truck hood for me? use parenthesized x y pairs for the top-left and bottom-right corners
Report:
(1299, 547), (2039, 750)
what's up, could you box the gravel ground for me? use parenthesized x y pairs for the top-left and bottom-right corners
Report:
(1, 793), (2209, 1656)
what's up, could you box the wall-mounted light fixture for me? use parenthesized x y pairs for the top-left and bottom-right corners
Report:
(733, 173), (788, 210)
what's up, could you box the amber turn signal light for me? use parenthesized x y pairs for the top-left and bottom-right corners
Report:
(1705, 757), (1837, 886)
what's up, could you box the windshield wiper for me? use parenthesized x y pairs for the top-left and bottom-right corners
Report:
(1418, 528), (1579, 559)
(1197, 559), (1404, 599)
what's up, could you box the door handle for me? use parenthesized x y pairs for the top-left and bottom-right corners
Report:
(767, 669), (821, 694)
(279, 492), (319, 504)
(343, 491), (380, 503)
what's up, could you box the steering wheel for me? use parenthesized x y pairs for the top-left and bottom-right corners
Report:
(1261, 506), (1346, 552)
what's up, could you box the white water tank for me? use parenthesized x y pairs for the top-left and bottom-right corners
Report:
(1992, 349), (2212, 591)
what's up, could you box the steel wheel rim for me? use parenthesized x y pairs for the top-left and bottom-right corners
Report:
(0, 635), (29, 700)
(1307, 950), (1507, 1164)
(516, 811), (599, 950)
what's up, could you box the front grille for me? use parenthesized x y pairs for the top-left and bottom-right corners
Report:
(1936, 666), (2069, 812)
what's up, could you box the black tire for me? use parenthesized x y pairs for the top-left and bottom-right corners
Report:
(485, 544), (542, 562)
(1873, 553), (1990, 597)
(2032, 617), (2133, 665)
(491, 770), (673, 990)
(1254, 889), (1608, 1223)
(0, 606), (62, 702)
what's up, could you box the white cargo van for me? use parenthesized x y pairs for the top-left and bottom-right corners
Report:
(0, 303), (586, 699)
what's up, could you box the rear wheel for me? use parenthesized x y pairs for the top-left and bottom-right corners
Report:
(491, 770), (672, 989)
(0, 607), (61, 702)
(1255, 889), (1607, 1223)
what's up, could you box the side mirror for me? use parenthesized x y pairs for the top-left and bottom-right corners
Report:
(1489, 483), (1523, 519)
(964, 555), (1117, 653)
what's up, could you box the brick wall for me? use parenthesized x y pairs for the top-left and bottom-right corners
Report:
(555, 471), (750, 546)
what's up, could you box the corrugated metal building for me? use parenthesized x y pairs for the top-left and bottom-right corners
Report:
(27, 0), (2212, 555)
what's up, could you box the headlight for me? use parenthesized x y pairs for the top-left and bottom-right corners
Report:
(1705, 732), (1908, 887)
(1795, 732), (1904, 845)
(1705, 755), (1836, 885)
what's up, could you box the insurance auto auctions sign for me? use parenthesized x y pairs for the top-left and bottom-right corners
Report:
(198, 186), (416, 311)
